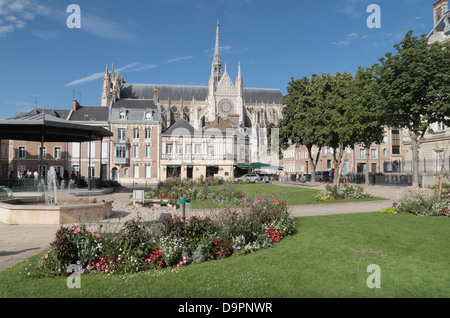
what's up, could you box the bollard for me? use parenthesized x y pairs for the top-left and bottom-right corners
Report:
(179, 198), (186, 218)
(185, 199), (192, 218)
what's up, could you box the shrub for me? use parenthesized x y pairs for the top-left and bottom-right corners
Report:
(34, 191), (297, 276)
(315, 183), (373, 201)
(392, 186), (450, 216)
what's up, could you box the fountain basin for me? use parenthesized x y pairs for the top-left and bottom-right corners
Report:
(0, 198), (112, 225)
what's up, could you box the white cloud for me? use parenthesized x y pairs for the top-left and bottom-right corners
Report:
(131, 64), (158, 72)
(331, 40), (351, 47)
(163, 56), (193, 64)
(346, 32), (360, 40)
(0, 0), (49, 37)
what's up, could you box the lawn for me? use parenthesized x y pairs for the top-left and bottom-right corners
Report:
(193, 183), (386, 208)
(1, 212), (448, 299)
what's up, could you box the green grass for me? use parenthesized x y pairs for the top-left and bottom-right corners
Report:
(1, 212), (448, 298)
(192, 183), (387, 209)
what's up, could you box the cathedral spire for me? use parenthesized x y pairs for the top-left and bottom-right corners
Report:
(212, 16), (223, 82)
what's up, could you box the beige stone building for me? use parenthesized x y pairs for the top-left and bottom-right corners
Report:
(281, 127), (405, 181)
(403, 0), (450, 186)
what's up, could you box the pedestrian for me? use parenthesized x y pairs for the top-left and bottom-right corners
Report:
(33, 169), (39, 189)
(296, 173), (299, 182)
(331, 169), (335, 183)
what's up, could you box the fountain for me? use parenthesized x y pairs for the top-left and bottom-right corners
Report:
(0, 166), (113, 225)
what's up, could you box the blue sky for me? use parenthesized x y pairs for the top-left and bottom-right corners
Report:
(0, 0), (435, 119)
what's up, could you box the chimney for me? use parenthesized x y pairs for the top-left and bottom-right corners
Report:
(434, 0), (448, 26)
(153, 87), (159, 103)
(72, 99), (80, 111)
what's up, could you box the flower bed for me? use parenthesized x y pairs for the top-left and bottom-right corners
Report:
(382, 186), (450, 217)
(314, 183), (373, 201)
(34, 194), (296, 276)
(146, 178), (246, 206)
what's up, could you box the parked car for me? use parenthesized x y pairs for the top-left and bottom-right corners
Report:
(315, 171), (330, 182)
(235, 173), (261, 183)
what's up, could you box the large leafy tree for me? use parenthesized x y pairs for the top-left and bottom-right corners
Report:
(346, 66), (385, 186)
(376, 31), (450, 187)
(280, 75), (329, 184)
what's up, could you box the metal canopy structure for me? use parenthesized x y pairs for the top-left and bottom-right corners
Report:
(0, 113), (113, 189)
(0, 113), (113, 142)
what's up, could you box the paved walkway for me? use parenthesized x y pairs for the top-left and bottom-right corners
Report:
(0, 183), (401, 272)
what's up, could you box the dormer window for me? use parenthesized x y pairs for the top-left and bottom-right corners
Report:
(119, 109), (127, 120)
(145, 111), (154, 121)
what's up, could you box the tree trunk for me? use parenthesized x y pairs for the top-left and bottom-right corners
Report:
(365, 147), (370, 187)
(332, 145), (344, 186)
(410, 133), (421, 188)
(307, 146), (321, 185)
(437, 141), (450, 202)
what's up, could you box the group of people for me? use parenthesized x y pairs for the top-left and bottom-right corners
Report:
(12, 169), (39, 180)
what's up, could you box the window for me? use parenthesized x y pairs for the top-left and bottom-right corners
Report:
(145, 112), (153, 121)
(118, 129), (126, 141)
(133, 165), (140, 179)
(383, 149), (387, 158)
(119, 111), (126, 120)
(207, 145), (214, 155)
(371, 149), (377, 159)
(438, 122), (446, 131)
(176, 144), (183, 154)
(327, 160), (332, 170)
(145, 128), (151, 139)
(54, 147), (61, 159)
(72, 143), (80, 158)
(88, 166), (95, 178)
(185, 144), (192, 154)
(359, 149), (365, 159)
(133, 128), (140, 139)
(344, 161), (349, 173)
(133, 145), (140, 158)
(116, 145), (127, 158)
(145, 145), (152, 158)
(18, 147), (26, 159)
(391, 129), (400, 155)
(39, 146), (47, 158)
(124, 168), (129, 177)
(72, 165), (80, 176)
(145, 165), (151, 179)
(195, 144), (201, 154)
(166, 144), (173, 154)
(436, 150), (444, 173)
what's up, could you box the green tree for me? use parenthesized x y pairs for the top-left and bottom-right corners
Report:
(347, 66), (385, 186)
(280, 75), (329, 184)
(376, 31), (450, 187)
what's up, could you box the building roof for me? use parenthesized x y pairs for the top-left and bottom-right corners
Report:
(112, 98), (158, 109)
(121, 84), (209, 101)
(120, 83), (283, 104)
(162, 118), (200, 136)
(428, 9), (450, 38)
(15, 108), (71, 120)
(0, 113), (113, 142)
(69, 106), (109, 122)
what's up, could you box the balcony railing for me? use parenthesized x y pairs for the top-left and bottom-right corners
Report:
(114, 157), (129, 164)
(161, 153), (247, 161)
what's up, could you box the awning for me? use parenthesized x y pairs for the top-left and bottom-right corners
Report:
(207, 165), (219, 168)
(167, 165), (181, 168)
(251, 162), (283, 170)
(235, 165), (250, 170)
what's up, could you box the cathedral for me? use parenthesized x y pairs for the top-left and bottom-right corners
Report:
(100, 19), (284, 132)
